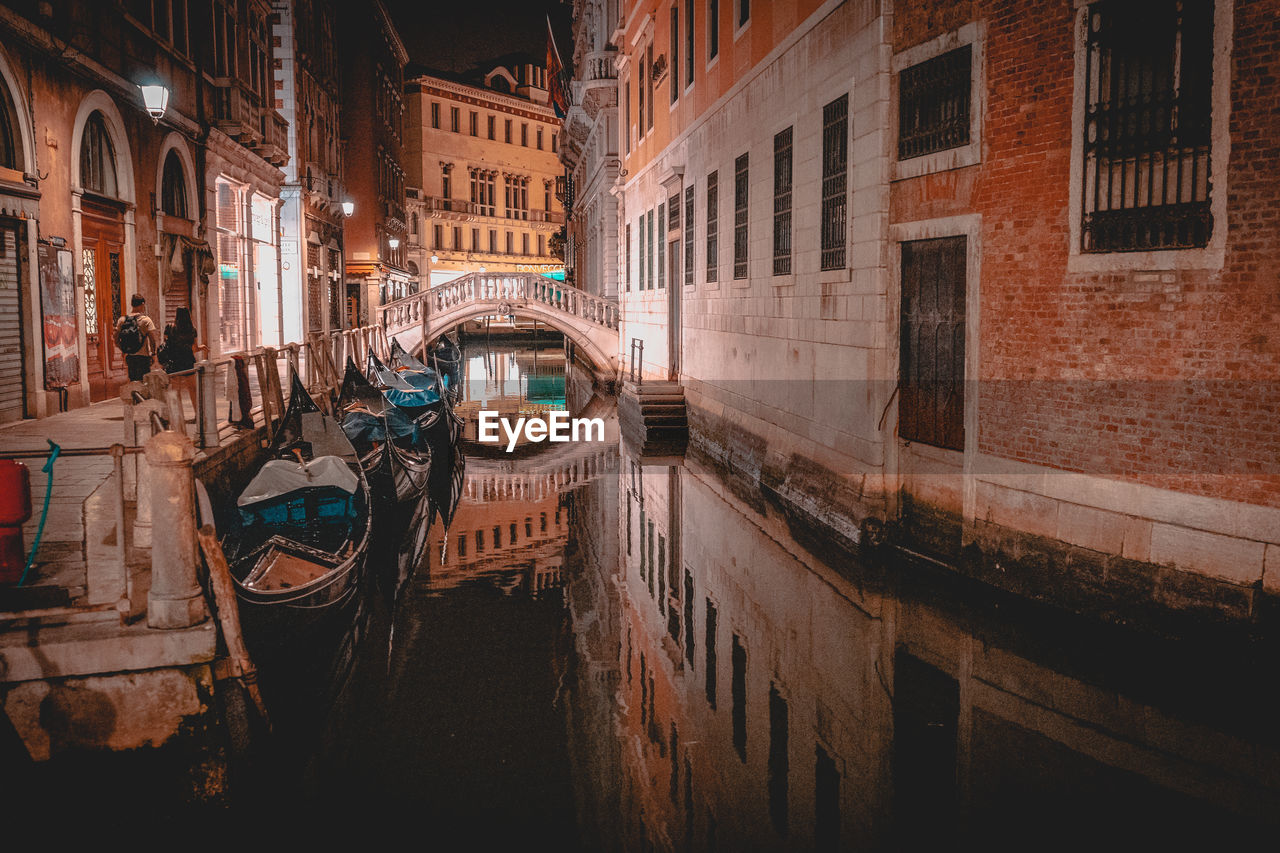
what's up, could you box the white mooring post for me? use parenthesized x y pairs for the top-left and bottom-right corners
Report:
(145, 430), (208, 629)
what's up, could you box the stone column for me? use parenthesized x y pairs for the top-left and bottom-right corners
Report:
(145, 430), (207, 629)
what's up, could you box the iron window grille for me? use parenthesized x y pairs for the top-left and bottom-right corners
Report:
(821, 95), (848, 270)
(733, 153), (748, 279)
(648, 209), (656, 289)
(669, 194), (681, 230)
(898, 45), (971, 160)
(638, 215), (645, 290)
(658, 203), (666, 289)
(773, 127), (793, 276)
(706, 171), (719, 282)
(626, 223), (632, 291)
(684, 186), (695, 286)
(1082, 0), (1213, 252)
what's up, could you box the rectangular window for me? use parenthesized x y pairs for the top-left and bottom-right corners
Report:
(1082, 0), (1213, 252)
(821, 95), (849, 270)
(521, 123), (529, 146)
(457, 534), (466, 557)
(669, 194), (681, 230)
(706, 171), (719, 282)
(469, 110), (478, 136)
(450, 106), (460, 133)
(647, 44), (655, 130)
(625, 77), (632, 153)
(731, 633), (746, 760)
(684, 186), (695, 286)
(506, 232), (514, 254)
(552, 133), (558, 153)
(489, 230), (497, 253)
(537, 127), (544, 149)
(900, 236), (966, 451)
(647, 209), (655, 290)
(505, 118), (512, 143)
(626, 223), (632, 291)
(522, 233), (529, 255)
(816, 746), (841, 852)
(471, 228), (480, 251)
(430, 102), (440, 129)
(452, 226), (461, 249)
(705, 599), (717, 708)
(538, 234), (545, 255)
(433, 224), (443, 249)
(475, 528), (484, 551)
(738, 0), (750, 27)
(709, 0), (720, 61)
(733, 153), (749, 279)
(657, 202), (666, 289)
(638, 54), (646, 138)
(686, 0), (695, 87)
(898, 45), (971, 160)
(768, 685), (789, 836)
(773, 126), (793, 275)
(671, 5), (680, 103)
(683, 570), (695, 666)
(488, 114), (495, 139)
(638, 215), (646, 290)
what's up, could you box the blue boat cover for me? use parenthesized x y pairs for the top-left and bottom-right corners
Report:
(341, 405), (420, 444)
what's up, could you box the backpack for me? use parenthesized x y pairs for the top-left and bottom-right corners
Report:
(115, 314), (145, 355)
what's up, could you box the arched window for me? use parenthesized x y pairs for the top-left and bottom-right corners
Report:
(80, 112), (118, 197)
(0, 96), (17, 171)
(161, 150), (188, 218)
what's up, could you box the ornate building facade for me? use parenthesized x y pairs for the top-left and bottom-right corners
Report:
(404, 61), (566, 290)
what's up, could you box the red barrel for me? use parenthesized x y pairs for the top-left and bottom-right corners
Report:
(0, 459), (31, 583)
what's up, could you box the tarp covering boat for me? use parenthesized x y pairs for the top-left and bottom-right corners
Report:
(237, 456), (358, 507)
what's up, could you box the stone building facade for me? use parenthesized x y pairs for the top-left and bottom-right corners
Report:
(598, 0), (1280, 621)
(0, 0), (292, 419)
(560, 1), (622, 302)
(272, 0), (347, 339)
(338, 0), (409, 325)
(403, 62), (566, 289)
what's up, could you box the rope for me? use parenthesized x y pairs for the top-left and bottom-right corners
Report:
(20, 440), (62, 586)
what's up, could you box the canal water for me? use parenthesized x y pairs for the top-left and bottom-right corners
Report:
(272, 338), (1279, 848)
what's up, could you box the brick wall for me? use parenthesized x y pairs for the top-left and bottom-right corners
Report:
(894, 0), (1280, 509)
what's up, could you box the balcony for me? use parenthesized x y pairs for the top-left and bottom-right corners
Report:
(254, 110), (290, 168)
(211, 79), (261, 145)
(578, 50), (618, 115)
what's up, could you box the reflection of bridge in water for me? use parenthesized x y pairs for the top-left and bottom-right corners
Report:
(463, 443), (619, 504)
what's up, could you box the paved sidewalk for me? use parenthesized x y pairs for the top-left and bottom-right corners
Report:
(0, 400), (130, 596)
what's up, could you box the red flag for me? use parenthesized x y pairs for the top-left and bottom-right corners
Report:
(547, 15), (569, 118)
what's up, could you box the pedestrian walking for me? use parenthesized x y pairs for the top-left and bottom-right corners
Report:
(158, 307), (207, 420)
(114, 293), (160, 382)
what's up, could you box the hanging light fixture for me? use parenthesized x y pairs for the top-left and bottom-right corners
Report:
(388, 237), (400, 250)
(138, 81), (170, 124)
(341, 200), (355, 217)
(430, 254), (439, 263)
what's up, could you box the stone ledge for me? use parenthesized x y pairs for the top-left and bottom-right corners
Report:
(0, 618), (217, 684)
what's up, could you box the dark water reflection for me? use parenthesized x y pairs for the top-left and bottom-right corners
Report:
(295, 350), (1280, 850)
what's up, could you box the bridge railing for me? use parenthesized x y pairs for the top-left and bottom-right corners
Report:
(376, 272), (620, 340)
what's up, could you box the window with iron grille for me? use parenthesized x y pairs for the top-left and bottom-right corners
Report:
(898, 45), (971, 160)
(648, 209), (656, 289)
(1082, 0), (1213, 252)
(733, 153), (748, 279)
(773, 127), (792, 276)
(821, 95), (848, 270)
(684, 186), (695, 286)
(900, 236), (966, 451)
(706, 171), (718, 282)
(669, 194), (681, 230)
(658, 202), (666, 289)
(626, 223), (632, 291)
(638, 215), (646, 290)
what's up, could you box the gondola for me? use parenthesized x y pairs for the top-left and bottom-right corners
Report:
(369, 346), (466, 532)
(337, 358), (432, 507)
(214, 372), (373, 635)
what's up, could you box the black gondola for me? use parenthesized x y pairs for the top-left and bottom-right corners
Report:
(213, 372), (373, 635)
(337, 358), (432, 507)
(371, 344), (466, 532)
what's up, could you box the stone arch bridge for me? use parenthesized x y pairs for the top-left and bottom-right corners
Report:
(375, 272), (620, 380)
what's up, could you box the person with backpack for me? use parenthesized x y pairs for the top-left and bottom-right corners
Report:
(114, 293), (160, 382)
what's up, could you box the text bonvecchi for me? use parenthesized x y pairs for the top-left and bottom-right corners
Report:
(477, 411), (605, 452)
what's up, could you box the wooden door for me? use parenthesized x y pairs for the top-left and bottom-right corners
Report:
(900, 236), (966, 451)
(82, 204), (126, 402)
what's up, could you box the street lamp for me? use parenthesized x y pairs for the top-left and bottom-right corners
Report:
(138, 81), (170, 124)
(430, 254), (439, 263)
(388, 237), (400, 250)
(341, 200), (354, 217)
